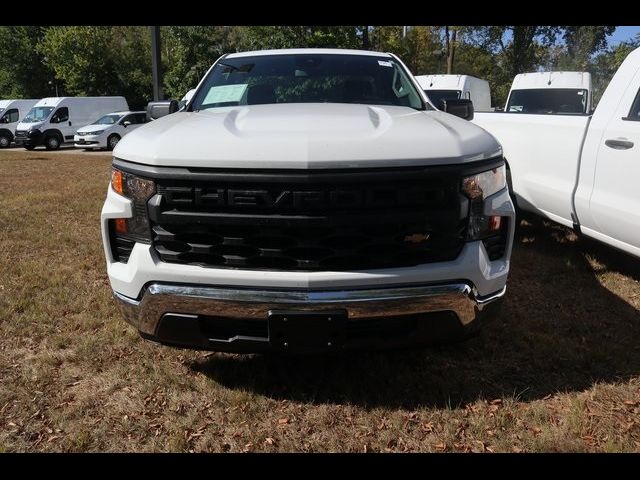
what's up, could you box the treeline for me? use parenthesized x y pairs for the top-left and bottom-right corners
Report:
(1, 26), (638, 109)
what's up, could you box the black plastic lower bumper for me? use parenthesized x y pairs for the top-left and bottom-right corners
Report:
(139, 308), (487, 354)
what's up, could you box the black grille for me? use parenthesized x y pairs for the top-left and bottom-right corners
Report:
(142, 166), (472, 271)
(14, 130), (27, 138)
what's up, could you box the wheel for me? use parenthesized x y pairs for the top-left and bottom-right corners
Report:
(0, 134), (10, 148)
(24, 145), (36, 151)
(107, 134), (121, 151)
(44, 135), (60, 151)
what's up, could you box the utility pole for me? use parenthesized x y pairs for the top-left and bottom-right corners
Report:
(150, 26), (163, 101)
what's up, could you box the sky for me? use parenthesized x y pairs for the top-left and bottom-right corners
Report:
(607, 26), (640, 46)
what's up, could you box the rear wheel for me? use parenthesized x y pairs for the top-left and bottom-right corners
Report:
(107, 134), (121, 151)
(45, 135), (61, 151)
(0, 134), (10, 148)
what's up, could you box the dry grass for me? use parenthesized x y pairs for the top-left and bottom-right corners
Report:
(1, 149), (639, 452)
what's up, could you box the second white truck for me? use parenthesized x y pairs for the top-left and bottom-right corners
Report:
(473, 47), (640, 258)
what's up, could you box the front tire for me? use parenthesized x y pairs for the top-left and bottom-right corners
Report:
(107, 134), (121, 151)
(0, 134), (11, 148)
(44, 135), (61, 151)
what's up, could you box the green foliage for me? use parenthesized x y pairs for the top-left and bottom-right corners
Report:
(38, 26), (152, 109)
(163, 26), (242, 100)
(0, 26), (56, 98)
(0, 25), (633, 112)
(240, 26), (363, 51)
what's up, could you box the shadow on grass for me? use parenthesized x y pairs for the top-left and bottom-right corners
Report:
(190, 216), (640, 409)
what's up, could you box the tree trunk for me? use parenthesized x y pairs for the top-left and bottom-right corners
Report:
(447, 28), (456, 74)
(362, 26), (369, 50)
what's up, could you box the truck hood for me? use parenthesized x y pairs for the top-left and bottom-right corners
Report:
(114, 103), (502, 169)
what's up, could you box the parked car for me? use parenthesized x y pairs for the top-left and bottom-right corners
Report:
(14, 96), (129, 150)
(473, 47), (640, 258)
(0, 99), (39, 148)
(101, 48), (515, 354)
(74, 111), (148, 151)
(504, 71), (592, 114)
(414, 74), (492, 112)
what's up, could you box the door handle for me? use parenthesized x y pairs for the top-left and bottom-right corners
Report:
(605, 138), (634, 150)
(68, 121), (72, 126)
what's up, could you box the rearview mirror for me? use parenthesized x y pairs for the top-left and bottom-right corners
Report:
(146, 100), (179, 121)
(123, 120), (131, 127)
(442, 99), (474, 121)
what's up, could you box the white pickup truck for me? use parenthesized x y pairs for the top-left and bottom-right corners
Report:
(473, 47), (640, 258)
(101, 48), (515, 353)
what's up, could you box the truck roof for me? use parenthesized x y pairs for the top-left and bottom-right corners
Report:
(414, 75), (486, 90)
(510, 72), (592, 90)
(226, 48), (393, 59)
(0, 99), (39, 109)
(35, 97), (127, 107)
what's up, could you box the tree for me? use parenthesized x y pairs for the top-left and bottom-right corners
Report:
(162, 26), (242, 100)
(38, 26), (152, 109)
(0, 26), (56, 98)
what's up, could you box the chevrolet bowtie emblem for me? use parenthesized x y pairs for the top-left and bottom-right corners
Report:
(404, 233), (431, 244)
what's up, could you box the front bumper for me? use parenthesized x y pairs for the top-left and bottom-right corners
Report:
(14, 130), (43, 147)
(114, 282), (505, 352)
(74, 134), (106, 148)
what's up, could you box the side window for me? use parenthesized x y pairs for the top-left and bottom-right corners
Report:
(1, 108), (19, 124)
(135, 113), (148, 124)
(52, 107), (69, 123)
(625, 88), (640, 121)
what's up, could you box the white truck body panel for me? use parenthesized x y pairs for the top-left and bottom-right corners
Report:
(473, 48), (640, 258)
(415, 74), (492, 112)
(114, 103), (501, 169)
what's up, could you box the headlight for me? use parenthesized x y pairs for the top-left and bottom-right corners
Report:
(28, 128), (41, 136)
(110, 167), (156, 242)
(461, 165), (506, 200)
(461, 163), (508, 250)
(88, 130), (106, 136)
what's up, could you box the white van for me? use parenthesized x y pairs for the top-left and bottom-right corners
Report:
(15, 96), (129, 150)
(0, 99), (39, 148)
(414, 74), (492, 112)
(74, 111), (148, 151)
(504, 71), (592, 114)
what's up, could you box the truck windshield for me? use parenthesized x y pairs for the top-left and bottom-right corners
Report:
(23, 106), (54, 123)
(423, 89), (461, 110)
(191, 53), (426, 111)
(92, 114), (123, 125)
(506, 89), (588, 114)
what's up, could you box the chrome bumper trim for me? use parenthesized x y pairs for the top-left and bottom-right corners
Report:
(114, 282), (505, 336)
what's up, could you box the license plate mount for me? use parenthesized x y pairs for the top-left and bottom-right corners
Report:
(268, 310), (347, 351)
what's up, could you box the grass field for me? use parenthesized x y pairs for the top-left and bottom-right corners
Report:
(1, 150), (639, 452)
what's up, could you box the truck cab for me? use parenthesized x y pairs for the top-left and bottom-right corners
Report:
(504, 71), (592, 114)
(0, 99), (39, 148)
(15, 96), (129, 150)
(414, 74), (492, 112)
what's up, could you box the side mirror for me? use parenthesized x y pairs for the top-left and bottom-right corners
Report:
(146, 100), (179, 121)
(50, 116), (59, 124)
(442, 99), (474, 121)
(123, 120), (131, 127)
